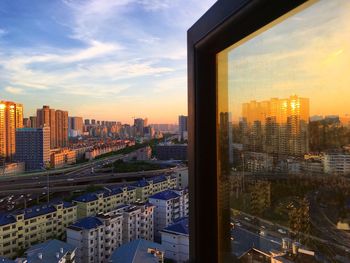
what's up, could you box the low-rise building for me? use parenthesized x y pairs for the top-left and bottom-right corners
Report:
(132, 175), (178, 202)
(0, 162), (25, 176)
(108, 239), (164, 263)
(50, 149), (76, 168)
(72, 186), (137, 219)
(161, 217), (189, 263)
(0, 201), (77, 259)
(67, 215), (123, 263)
(149, 189), (189, 241)
(24, 239), (76, 263)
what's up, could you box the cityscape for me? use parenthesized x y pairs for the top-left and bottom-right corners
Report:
(1, 0), (350, 263)
(0, 99), (190, 263)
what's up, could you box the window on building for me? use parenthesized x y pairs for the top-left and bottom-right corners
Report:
(189, 0), (350, 262)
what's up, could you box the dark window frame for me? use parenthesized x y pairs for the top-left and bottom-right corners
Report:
(187, 0), (308, 262)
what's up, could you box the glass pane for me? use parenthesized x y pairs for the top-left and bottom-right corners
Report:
(217, 1), (350, 262)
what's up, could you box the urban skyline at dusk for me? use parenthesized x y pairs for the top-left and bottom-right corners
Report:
(225, 0), (350, 122)
(0, 0), (216, 123)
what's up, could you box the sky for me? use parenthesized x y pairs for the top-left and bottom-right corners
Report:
(223, 0), (350, 122)
(0, 0), (216, 124)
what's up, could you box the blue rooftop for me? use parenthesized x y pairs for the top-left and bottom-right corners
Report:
(162, 217), (189, 235)
(132, 180), (150, 187)
(149, 190), (179, 201)
(0, 201), (75, 226)
(151, 175), (168, 184)
(73, 192), (98, 202)
(26, 239), (76, 263)
(70, 217), (102, 230)
(109, 239), (164, 263)
(0, 257), (15, 263)
(0, 213), (16, 226)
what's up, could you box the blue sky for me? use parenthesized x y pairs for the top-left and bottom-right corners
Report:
(0, 0), (216, 123)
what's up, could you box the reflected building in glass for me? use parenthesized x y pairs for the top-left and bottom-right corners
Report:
(241, 95), (309, 157)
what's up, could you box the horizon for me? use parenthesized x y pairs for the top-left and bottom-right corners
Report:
(0, 0), (216, 123)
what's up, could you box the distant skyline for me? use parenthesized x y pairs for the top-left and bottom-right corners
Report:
(0, 0), (216, 124)
(224, 0), (350, 122)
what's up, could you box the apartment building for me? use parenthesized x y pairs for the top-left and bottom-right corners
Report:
(0, 201), (77, 259)
(149, 189), (189, 240)
(109, 202), (155, 243)
(323, 152), (350, 175)
(67, 202), (154, 263)
(132, 175), (178, 202)
(67, 214), (123, 263)
(161, 217), (189, 263)
(72, 186), (137, 219)
(50, 149), (77, 168)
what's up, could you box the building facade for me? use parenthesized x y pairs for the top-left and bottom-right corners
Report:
(0, 201), (77, 259)
(155, 144), (188, 160)
(67, 215), (123, 263)
(15, 127), (50, 171)
(0, 101), (23, 160)
(72, 186), (137, 219)
(161, 217), (189, 263)
(149, 189), (189, 240)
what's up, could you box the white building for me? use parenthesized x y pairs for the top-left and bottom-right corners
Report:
(161, 217), (189, 263)
(66, 214), (123, 263)
(323, 153), (350, 175)
(109, 202), (155, 243)
(67, 202), (154, 263)
(149, 189), (189, 241)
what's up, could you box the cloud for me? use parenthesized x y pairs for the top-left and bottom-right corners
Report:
(138, 0), (172, 11)
(153, 77), (186, 93)
(0, 28), (6, 37)
(5, 86), (24, 94)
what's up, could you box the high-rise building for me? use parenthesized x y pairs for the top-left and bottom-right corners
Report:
(29, 116), (37, 128)
(55, 110), (69, 147)
(242, 95), (309, 156)
(36, 106), (69, 148)
(0, 100), (23, 160)
(15, 127), (50, 171)
(23, 117), (31, 128)
(178, 115), (188, 140)
(69, 116), (83, 137)
(36, 105), (56, 148)
(134, 118), (145, 137)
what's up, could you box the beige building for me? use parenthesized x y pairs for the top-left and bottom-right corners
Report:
(36, 106), (68, 149)
(0, 201), (77, 259)
(50, 149), (77, 168)
(132, 175), (178, 202)
(72, 186), (137, 219)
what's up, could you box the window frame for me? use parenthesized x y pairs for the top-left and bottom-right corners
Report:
(187, 0), (309, 262)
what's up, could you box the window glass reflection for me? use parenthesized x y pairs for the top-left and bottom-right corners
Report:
(217, 0), (350, 262)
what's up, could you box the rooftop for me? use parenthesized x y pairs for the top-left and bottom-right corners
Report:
(162, 217), (189, 235)
(0, 201), (75, 226)
(108, 239), (164, 263)
(25, 239), (76, 263)
(69, 217), (102, 230)
(149, 190), (180, 201)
